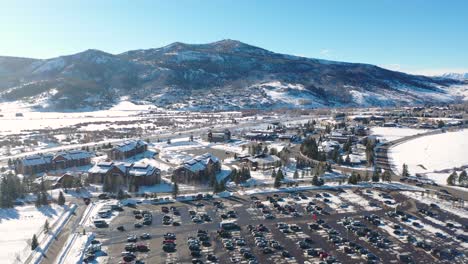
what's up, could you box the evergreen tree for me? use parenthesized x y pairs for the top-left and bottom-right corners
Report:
(44, 219), (49, 233)
(300, 138), (319, 160)
(41, 192), (48, 205)
(365, 140), (376, 166)
(35, 192), (41, 208)
(274, 173), (282, 188)
(372, 169), (380, 182)
(73, 177), (82, 188)
(348, 172), (359, 185)
(218, 181), (226, 192)
(343, 138), (352, 152)
(39, 178), (46, 193)
(0, 176), (12, 208)
(458, 170), (468, 186)
(382, 170), (392, 182)
(447, 171), (458, 186)
(57, 191), (66, 205)
(364, 172), (370, 182)
(312, 175), (319, 186)
(31, 234), (38, 250)
(437, 120), (445, 128)
(271, 169), (277, 178)
(172, 182), (179, 199)
(293, 170), (299, 179)
(402, 164), (410, 177)
(117, 189), (125, 200)
(276, 169), (284, 180)
(345, 154), (351, 165)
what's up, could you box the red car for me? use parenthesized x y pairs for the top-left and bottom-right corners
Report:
(136, 244), (149, 252)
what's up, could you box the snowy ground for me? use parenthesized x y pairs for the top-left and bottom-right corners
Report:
(390, 129), (468, 186)
(0, 100), (151, 136)
(339, 190), (380, 211)
(0, 204), (66, 264)
(370, 126), (428, 142)
(54, 232), (95, 264)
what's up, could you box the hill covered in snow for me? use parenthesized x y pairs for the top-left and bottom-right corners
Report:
(441, 72), (468, 80)
(0, 40), (467, 111)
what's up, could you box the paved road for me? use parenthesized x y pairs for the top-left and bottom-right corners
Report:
(0, 115), (314, 163)
(40, 200), (87, 264)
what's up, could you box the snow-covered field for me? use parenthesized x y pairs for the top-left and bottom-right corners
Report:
(390, 129), (468, 185)
(0, 100), (151, 136)
(370, 127), (428, 142)
(0, 204), (66, 263)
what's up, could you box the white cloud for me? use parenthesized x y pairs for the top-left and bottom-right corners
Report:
(320, 49), (331, 56)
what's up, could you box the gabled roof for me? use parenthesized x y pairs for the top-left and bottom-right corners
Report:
(21, 154), (53, 166)
(178, 153), (220, 173)
(128, 163), (160, 177)
(88, 161), (126, 174)
(113, 140), (147, 152)
(54, 150), (94, 161)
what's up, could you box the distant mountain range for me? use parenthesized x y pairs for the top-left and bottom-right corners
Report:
(0, 39), (466, 111)
(441, 72), (468, 80)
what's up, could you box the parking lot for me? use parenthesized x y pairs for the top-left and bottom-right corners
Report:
(91, 188), (468, 264)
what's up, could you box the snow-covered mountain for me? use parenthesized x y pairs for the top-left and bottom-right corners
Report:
(0, 40), (466, 110)
(441, 72), (468, 80)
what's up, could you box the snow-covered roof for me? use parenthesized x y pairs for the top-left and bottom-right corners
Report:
(321, 140), (340, 152)
(113, 140), (147, 152)
(88, 162), (113, 174)
(33, 175), (60, 184)
(54, 150), (94, 161)
(179, 153), (220, 173)
(21, 154), (53, 166)
(248, 154), (280, 165)
(128, 163), (160, 177)
(88, 161), (127, 174)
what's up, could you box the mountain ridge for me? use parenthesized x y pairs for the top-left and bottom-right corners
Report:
(0, 40), (465, 111)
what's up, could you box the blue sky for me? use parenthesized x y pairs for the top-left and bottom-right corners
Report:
(1, 0), (467, 75)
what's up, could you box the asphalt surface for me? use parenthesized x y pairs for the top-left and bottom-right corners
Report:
(89, 188), (467, 264)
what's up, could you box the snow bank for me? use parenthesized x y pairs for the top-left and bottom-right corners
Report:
(28, 204), (77, 264)
(54, 232), (95, 264)
(0, 204), (70, 264)
(370, 127), (428, 142)
(390, 129), (468, 184)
